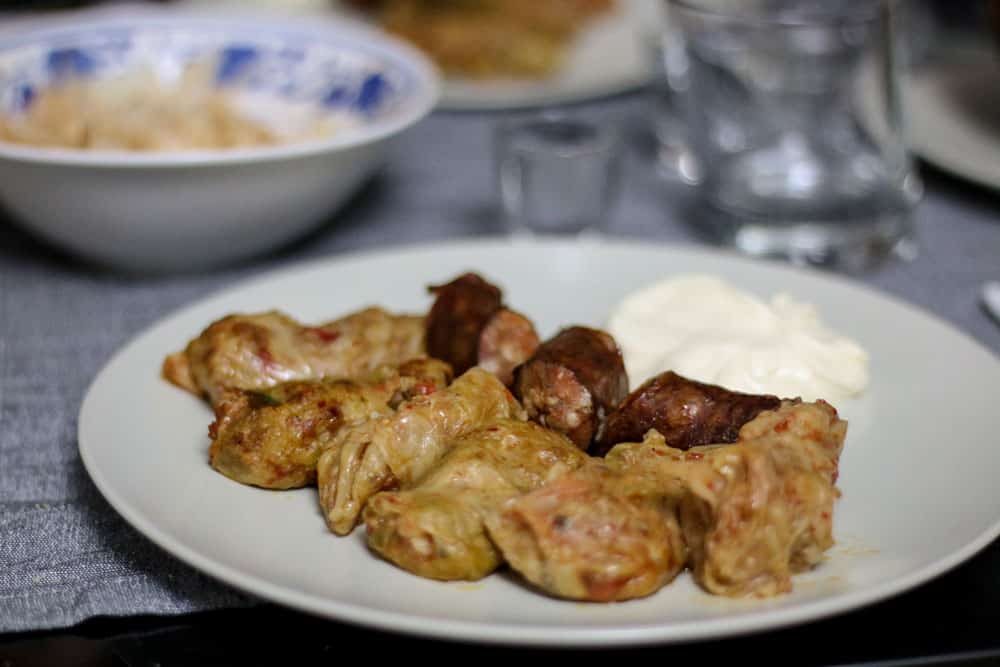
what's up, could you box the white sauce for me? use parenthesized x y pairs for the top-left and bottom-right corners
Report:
(607, 274), (869, 402)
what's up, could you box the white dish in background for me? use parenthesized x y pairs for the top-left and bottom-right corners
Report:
(437, 0), (660, 111)
(178, 0), (660, 110)
(904, 56), (1000, 191)
(79, 238), (1000, 646)
(0, 9), (438, 273)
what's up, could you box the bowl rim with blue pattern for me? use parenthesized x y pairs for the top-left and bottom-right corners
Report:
(0, 12), (441, 168)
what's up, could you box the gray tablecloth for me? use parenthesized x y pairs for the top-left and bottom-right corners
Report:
(1, 96), (999, 634)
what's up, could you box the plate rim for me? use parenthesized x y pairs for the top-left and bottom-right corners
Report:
(906, 59), (1000, 193)
(78, 236), (1000, 647)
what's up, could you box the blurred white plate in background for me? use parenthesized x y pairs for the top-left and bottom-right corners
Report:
(436, 0), (660, 110)
(904, 54), (1000, 190)
(178, 0), (662, 110)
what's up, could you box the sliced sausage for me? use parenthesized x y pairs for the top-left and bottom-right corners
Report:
(594, 371), (782, 456)
(477, 308), (541, 386)
(513, 326), (628, 451)
(425, 273), (503, 376)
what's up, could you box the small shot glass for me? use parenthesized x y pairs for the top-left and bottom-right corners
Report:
(495, 115), (622, 236)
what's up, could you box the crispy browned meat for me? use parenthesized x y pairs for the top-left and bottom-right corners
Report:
(163, 308), (426, 406)
(513, 326), (628, 451)
(363, 419), (587, 581)
(477, 308), (540, 386)
(426, 273), (503, 376)
(595, 371), (782, 456)
(425, 273), (540, 384)
(485, 462), (686, 602)
(208, 359), (452, 490)
(317, 367), (525, 535)
(606, 400), (847, 597)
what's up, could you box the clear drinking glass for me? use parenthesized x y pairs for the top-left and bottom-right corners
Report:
(496, 116), (622, 236)
(661, 0), (922, 270)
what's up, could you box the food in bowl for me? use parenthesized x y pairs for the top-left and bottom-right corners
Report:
(0, 60), (346, 150)
(0, 13), (438, 272)
(344, 0), (616, 79)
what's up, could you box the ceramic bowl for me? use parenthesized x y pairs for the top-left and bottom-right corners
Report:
(0, 12), (439, 272)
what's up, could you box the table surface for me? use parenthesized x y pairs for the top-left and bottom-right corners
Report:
(1, 88), (999, 666)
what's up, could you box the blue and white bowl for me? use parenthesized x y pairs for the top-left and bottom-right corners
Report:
(0, 11), (439, 272)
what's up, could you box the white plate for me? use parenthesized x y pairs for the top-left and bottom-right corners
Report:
(436, 0), (659, 111)
(904, 56), (1000, 191)
(78, 238), (1000, 646)
(176, 0), (659, 110)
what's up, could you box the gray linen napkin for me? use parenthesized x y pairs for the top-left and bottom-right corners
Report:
(0, 245), (255, 633)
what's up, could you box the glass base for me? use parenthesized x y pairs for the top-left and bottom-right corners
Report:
(694, 206), (917, 273)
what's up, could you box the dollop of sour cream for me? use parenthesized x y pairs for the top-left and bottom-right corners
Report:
(607, 275), (869, 402)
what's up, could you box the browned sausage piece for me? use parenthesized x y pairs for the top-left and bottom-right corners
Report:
(477, 308), (541, 387)
(426, 273), (503, 376)
(512, 326), (628, 451)
(594, 371), (782, 456)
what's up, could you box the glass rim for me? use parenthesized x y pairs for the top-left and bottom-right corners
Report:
(496, 116), (621, 159)
(667, 0), (884, 28)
